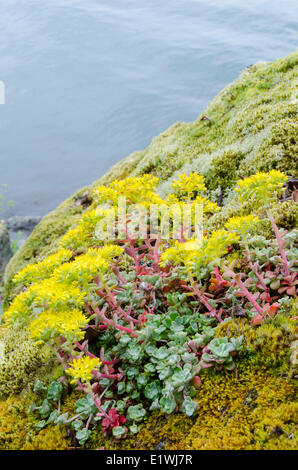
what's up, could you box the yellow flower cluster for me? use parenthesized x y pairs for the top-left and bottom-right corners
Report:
(165, 193), (220, 215)
(66, 356), (102, 384)
(225, 215), (261, 236)
(5, 243), (124, 343)
(234, 170), (288, 205)
(94, 174), (160, 205)
(171, 173), (207, 199)
(13, 249), (73, 286)
(29, 308), (89, 343)
(159, 238), (200, 267)
(160, 230), (240, 276)
(6, 171), (263, 349)
(60, 209), (106, 250)
(202, 230), (240, 262)
(4, 279), (85, 325)
(53, 246), (124, 284)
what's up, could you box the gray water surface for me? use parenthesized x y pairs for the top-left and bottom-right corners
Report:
(0, 0), (297, 217)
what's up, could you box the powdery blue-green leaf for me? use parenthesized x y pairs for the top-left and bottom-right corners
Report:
(137, 374), (148, 388)
(144, 380), (162, 400)
(33, 380), (46, 394)
(71, 419), (84, 431)
(75, 394), (97, 419)
(112, 426), (126, 438)
(127, 404), (146, 422)
(39, 399), (51, 419)
(160, 395), (176, 414)
(144, 363), (156, 374)
(152, 346), (170, 360)
(47, 381), (63, 401)
(55, 412), (68, 425)
(47, 410), (59, 423)
(129, 424), (139, 434)
(126, 345), (143, 362)
(117, 382), (126, 395)
(35, 420), (47, 430)
(182, 397), (198, 416)
(76, 428), (91, 445)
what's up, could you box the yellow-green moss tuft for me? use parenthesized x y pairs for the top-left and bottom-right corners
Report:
(22, 425), (70, 450)
(0, 325), (55, 398)
(86, 368), (297, 450)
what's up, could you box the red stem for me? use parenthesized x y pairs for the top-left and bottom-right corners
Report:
(235, 275), (265, 317)
(267, 209), (290, 277)
(92, 303), (137, 336)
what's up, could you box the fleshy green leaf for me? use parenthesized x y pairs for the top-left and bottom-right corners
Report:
(182, 397), (197, 416)
(47, 381), (63, 401)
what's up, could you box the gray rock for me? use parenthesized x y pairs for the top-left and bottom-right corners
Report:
(0, 224), (12, 272)
(6, 215), (41, 233)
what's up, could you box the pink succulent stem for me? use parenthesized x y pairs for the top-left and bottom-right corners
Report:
(125, 239), (142, 273)
(267, 209), (290, 277)
(252, 266), (268, 292)
(105, 288), (141, 325)
(93, 371), (122, 380)
(183, 283), (222, 322)
(75, 341), (97, 359)
(75, 342), (119, 365)
(235, 275), (265, 317)
(92, 303), (137, 336)
(93, 397), (110, 419)
(153, 236), (161, 266)
(112, 265), (127, 284)
(214, 267), (224, 282)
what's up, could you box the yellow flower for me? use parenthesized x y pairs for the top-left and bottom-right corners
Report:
(93, 174), (159, 205)
(32, 279), (85, 310)
(13, 249), (73, 286)
(226, 215), (261, 236)
(29, 308), (89, 343)
(53, 249), (109, 284)
(53, 245), (124, 284)
(99, 244), (125, 261)
(60, 209), (106, 250)
(171, 173), (207, 199)
(66, 356), (102, 384)
(203, 230), (240, 261)
(234, 170), (288, 205)
(4, 290), (35, 324)
(160, 230), (239, 277)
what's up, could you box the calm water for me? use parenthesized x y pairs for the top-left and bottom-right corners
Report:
(0, 0), (297, 217)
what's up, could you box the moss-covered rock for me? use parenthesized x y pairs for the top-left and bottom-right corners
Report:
(0, 396), (71, 450)
(0, 50), (297, 451)
(0, 325), (56, 398)
(85, 367), (297, 451)
(4, 50), (298, 306)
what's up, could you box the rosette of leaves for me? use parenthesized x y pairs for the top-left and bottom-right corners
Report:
(109, 300), (219, 418)
(30, 381), (98, 445)
(200, 336), (243, 370)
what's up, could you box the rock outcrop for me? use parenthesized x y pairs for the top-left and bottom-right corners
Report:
(0, 50), (297, 451)
(0, 225), (12, 273)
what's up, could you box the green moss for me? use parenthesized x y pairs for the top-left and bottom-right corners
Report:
(205, 149), (245, 194)
(86, 367), (297, 450)
(22, 425), (70, 450)
(0, 397), (35, 449)
(0, 325), (55, 398)
(85, 311), (298, 451)
(215, 312), (297, 376)
(271, 200), (298, 230)
(243, 117), (298, 176)
(0, 396), (71, 450)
